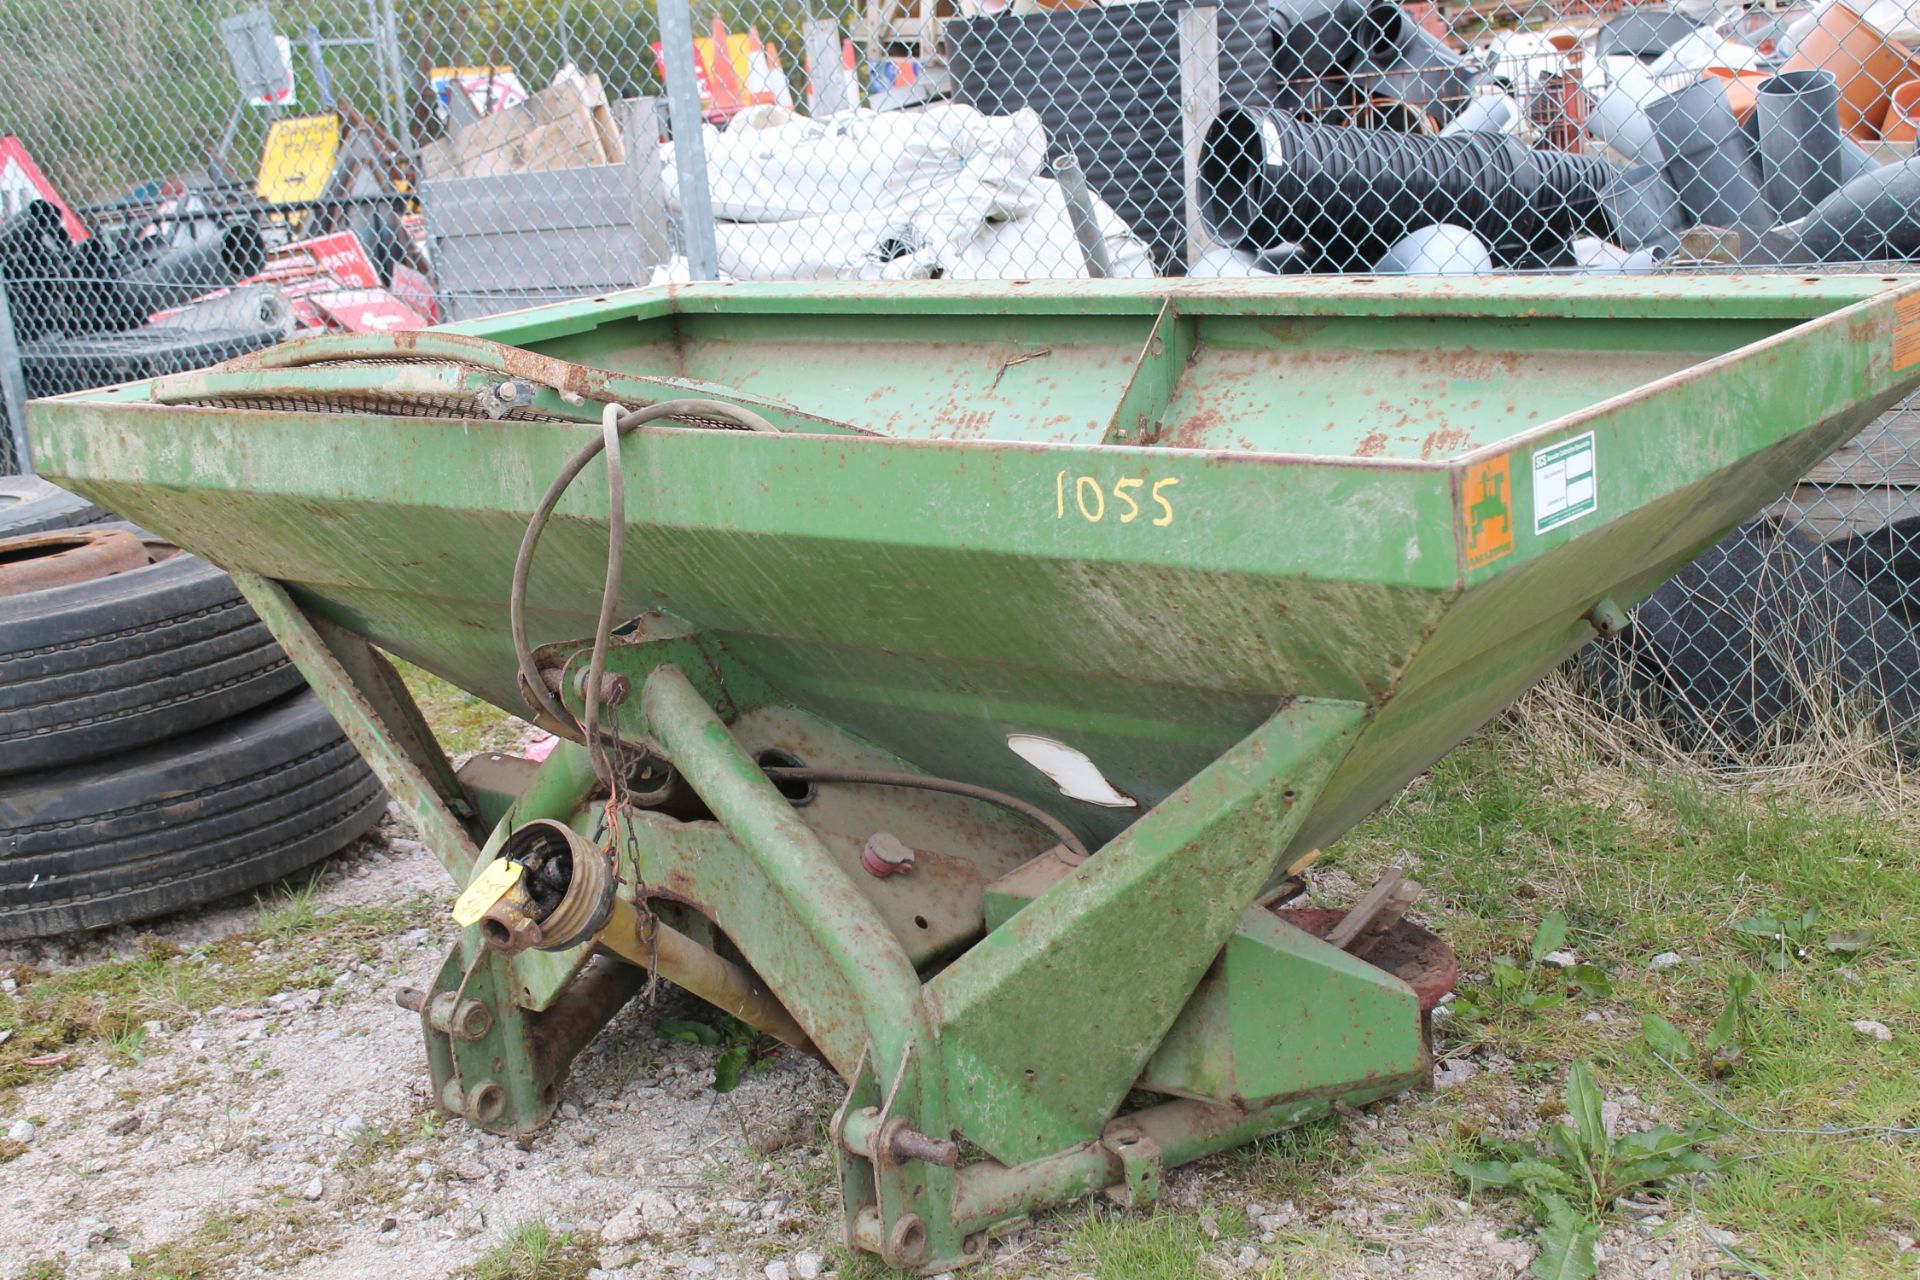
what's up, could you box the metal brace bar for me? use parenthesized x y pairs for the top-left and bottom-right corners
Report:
(229, 571), (484, 884)
(0, 273), (31, 475)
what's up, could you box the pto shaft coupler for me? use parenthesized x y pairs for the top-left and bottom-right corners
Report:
(474, 819), (616, 957)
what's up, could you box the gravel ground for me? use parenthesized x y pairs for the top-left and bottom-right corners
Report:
(0, 815), (1752, 1280)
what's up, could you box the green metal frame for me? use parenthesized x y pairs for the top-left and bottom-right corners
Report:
(29, 275), (1920, 1270)
(220, 579), (1432, 1267)
(217, 573), (1430, 1266)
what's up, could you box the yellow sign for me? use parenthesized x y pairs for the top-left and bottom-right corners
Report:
(255, 114), (342, 204)
(451, 858), (524, 927)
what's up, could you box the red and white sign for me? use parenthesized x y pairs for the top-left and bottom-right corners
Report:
(269, 231), (381, 289)
(288, 297), (331, 331)
(0, 135), (87, 241)
(652, 22), (791, 121)
(247, 35), (299, 107)
(311, 289), (427, 333)
(389, 263), (440, 324)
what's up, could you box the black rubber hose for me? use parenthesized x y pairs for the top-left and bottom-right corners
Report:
(99, 221), (268, 328)
(1200, 104), (1618, 272)
(1795, 156), (1920, 264)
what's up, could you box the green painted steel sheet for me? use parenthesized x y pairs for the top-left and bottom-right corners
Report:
(27, 276), (1920, 857)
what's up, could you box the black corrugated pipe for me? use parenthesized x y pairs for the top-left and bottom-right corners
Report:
(1795, 156), (1920, 263)
(1199, 105), (1618, 272)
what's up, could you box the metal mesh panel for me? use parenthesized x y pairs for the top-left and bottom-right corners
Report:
(2, 0), (1919, 748)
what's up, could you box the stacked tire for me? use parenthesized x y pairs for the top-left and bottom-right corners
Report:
(1, 476), (386, 940)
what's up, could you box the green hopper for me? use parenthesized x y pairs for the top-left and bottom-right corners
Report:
(28, 276), (1920, 1270)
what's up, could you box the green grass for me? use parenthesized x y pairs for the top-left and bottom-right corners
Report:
(1315, 695), (1920, 1278)
(0, 887), (439, 1089)
(392, 659), (526, 758)
(253, 873), (331, 944)
(461, 1219), (599, 1280)
(1064, 1213), (1214, 1280)
(124, 1202), (331, 1279)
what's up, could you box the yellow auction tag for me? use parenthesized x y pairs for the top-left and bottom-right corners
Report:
(452, 859), (524, 927)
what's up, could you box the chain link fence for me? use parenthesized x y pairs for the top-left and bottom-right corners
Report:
(2, 0), (1918, 748)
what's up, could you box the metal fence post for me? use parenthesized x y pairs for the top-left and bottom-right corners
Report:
(656, 0), (720, 281)
(805, 18), (856, 119)
(0, 274), (31, 476)
(622, 97), (675, 276)
(365, 0), (400, 146)
(1178, 5), (1221, 274)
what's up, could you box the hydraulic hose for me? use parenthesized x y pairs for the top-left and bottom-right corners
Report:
(1199, 105), (1618, 272)
(762, 766), (1092, 863)
(509, 398), (779, 736)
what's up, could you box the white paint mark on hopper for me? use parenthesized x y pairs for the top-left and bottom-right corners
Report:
(1006, 734), (1137, 808)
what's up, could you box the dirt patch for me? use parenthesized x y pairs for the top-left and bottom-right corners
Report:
(0, 815), (1778, 1279)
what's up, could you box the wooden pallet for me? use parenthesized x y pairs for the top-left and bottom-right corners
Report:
(420, 73), (623, 182)
(1776, 405), (1920, 541)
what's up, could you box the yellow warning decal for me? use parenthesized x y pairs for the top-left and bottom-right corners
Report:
(1463, 454), (1514, 570)
(452, 858), (523, 927)
(1895, 291), (1920, 372)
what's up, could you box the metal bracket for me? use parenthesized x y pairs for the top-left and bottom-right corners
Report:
(530, 612), (743, 746)
(1099, 1119), (1165, 1209)
(410, 941), (645, 1135)
(831, 1053), (884, 1255)
(475, 377), (537, 419)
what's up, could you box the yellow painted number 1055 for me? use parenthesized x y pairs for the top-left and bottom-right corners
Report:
(1055, 472), (1179, 526)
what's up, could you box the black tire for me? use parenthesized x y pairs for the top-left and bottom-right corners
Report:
(1578, 519), (1920, 752)
(1830, 514), (1920, 630)
(0, 475), (108, 538)
(1, 526), (306, 777)
(0, 689), (386, 940)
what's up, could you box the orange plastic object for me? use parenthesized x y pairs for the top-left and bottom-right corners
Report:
(1783, 2), (1920, 138)
(1882, 78), (1920, 141)
(1705, 67), (1777, 121)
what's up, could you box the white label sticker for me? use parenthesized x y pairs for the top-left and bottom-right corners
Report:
(1532, 432), (1597, 535)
